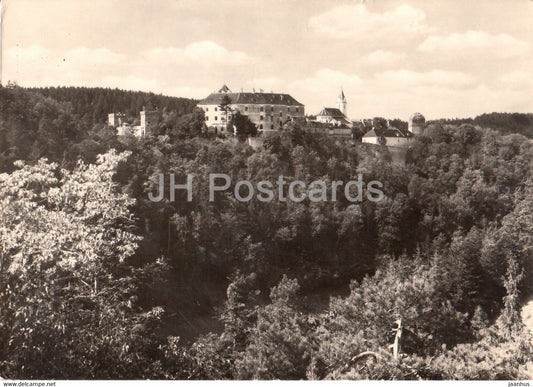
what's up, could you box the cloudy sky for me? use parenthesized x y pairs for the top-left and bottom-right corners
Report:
(2, 0), (532, 119)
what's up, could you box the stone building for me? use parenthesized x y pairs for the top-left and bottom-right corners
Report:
(110, 107), (160, 137)
(139, 107), (159, 137)
(108, 112), (127, 128)
(197, 85), (305, 134)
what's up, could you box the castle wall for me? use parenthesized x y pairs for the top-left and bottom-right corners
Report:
(362, 136), (412, 147)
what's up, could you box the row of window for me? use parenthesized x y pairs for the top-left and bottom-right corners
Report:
(205, 106), (300, 113)
(204, 119), (284, 130)
(258, 122), (283, 129)
(206, 114), (292, 122)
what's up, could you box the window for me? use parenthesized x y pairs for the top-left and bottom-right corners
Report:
(260, 124), (263, 129)
(279, 112), (283, 117)
(260, 115), (263, 120)
(206, 107), (209, 112)
(215, 116), (218, 121)
(215, 107), (218, 111)
(279, 120), (283, 126)
(271, 107), (274, 112)
(206, 116), (209, 121)
(221, 117), (225, 121)
(295, 108), (299, 113)
(245, 106), (248, 111)
(271, 124), (274, 129)
(260, 106), (264, 112)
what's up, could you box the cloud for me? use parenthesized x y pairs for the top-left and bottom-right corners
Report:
(5, 45), (53, 63)
(143, 40), (251, 66)
(3, 45), (130, 85)
(184, 40), (250, 65)
(290, 68), (362, 92)
(308, 4), (427, 39)
(498, 71), (533, 89)
(375, 69), (476, 89)
(419, 31), (529, 58)
(2, 43), (251, 97)
(101, 75), (158, 92)
(287, 68), (486, 118)
(163, 85), (213, 99)
(359, 50), (407, 66)
(63, 47), (126, 66)
(288, 69), (362, 114)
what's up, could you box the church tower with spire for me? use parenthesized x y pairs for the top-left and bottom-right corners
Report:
(336, 89), (347, 118)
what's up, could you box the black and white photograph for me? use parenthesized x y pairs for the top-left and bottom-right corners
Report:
(0, 0), (532, 382)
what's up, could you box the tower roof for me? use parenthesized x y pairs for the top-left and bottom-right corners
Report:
(339, 89), (345, 99)
(218, 84), (231, 93)
(410, 112), (425, 123)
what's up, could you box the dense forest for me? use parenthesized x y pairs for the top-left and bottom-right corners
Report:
(0, 85), (532, 380)
(0, 85), (198, 172)
(428, 113), (533, 138)
(27, 85), (198, 125)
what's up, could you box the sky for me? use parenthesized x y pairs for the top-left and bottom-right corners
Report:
(1, 0), (533, 120)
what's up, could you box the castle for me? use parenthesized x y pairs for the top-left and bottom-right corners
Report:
(197, 85), (305, 134)
(362, 113), (426, 146)
(109, 86), (426, 146)
(109, 107), (160, 137)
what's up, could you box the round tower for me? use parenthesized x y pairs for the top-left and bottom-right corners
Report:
(336, 89), (347, 117)
(408, 112), (425, 135)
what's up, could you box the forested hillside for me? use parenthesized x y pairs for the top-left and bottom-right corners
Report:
(28, 86), (198, 125)
(0, 85), (531, 379)
(0, 85), (198, 172)
(428, 113), (533, 138)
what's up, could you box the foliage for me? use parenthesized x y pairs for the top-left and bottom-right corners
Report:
(1, 85), (532, 379)
(230, 111), (257, 141)
(0, 150), (165, 378)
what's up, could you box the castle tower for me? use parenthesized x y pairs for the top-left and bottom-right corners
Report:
(336, 89), (347, 117)
(139, 106), (159, 137)
(408, 112), (426, 135)
(108, 112), (126, 127)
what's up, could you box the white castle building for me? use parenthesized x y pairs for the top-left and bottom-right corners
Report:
(197, 85), (305, 133)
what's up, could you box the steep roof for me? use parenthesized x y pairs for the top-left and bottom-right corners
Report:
(218, 84), (231, 93)
(198, 91), (304, 106)
(317, 107), (346, 118)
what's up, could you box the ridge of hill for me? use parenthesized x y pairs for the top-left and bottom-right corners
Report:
(27, 86), (198, 125)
